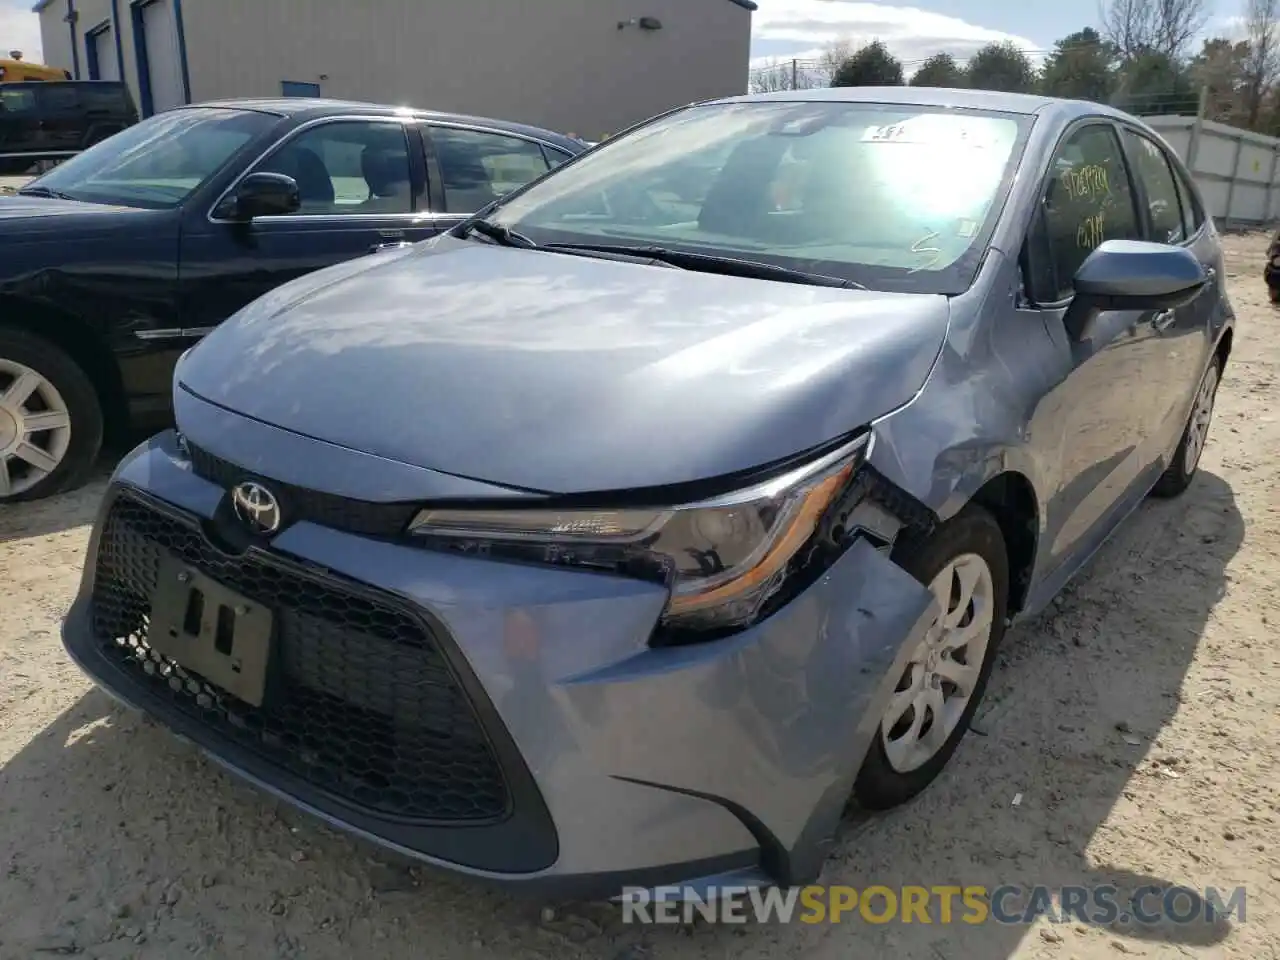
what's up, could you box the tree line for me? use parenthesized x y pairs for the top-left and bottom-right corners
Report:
(749, 0), (1280, 135)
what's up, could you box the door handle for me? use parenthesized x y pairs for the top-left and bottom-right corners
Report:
(1152, 309), (1177, 332)
(370, 241), (413, 253)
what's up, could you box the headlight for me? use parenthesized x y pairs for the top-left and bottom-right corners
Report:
(408, 433), (870, 638)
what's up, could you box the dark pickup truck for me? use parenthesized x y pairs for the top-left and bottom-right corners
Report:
(0, 80), (138, 175)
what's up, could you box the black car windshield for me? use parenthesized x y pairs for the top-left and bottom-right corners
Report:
(485, 100), (1031, 294)
(25, 107), (276, 209)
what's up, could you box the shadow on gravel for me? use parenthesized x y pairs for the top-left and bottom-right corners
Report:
(0, 436), (146, 544)
(0, 471), (1244, 960)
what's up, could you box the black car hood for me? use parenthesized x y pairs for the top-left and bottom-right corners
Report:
(0, 194), (145, 236)
(178, 237), (951, 495)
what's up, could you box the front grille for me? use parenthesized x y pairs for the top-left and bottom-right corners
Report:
(89, 492), (510, 823)
(187, 442), (418, 539)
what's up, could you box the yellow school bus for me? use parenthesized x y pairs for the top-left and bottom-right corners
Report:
(0, 55), (71, 83)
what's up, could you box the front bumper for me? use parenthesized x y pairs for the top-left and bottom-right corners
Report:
(62, 428), (938, 899)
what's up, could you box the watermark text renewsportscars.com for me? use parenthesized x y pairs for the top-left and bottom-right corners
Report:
(620, 884), (1247, 926)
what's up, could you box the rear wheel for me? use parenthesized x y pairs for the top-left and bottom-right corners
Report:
(0, 328), (103, 502)
(853, 505), (1009, 810)
(1151, 358), (1220, 499)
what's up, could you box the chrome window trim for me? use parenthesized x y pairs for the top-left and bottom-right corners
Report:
(421, 119), (573, 159)
(205, 114), (420, 225)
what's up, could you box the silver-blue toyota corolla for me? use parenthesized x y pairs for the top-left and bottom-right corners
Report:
(63, 88), (1233, 898)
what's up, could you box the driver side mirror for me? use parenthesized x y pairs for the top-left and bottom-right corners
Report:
(215, 172), (300, 221)
(1064, 239), (1207, 342)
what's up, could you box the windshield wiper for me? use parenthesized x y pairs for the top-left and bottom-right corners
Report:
(543, 242), (867, 289)
(16, 186), (78, 201)
(459, 218), (537, 248)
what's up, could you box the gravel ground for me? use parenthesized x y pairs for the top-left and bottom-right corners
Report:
(1, 232), (1278, 960)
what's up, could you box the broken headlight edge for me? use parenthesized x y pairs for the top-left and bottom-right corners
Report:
(407, 432), (880, 642)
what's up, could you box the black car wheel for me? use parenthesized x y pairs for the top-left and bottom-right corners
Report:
(853, 504), (1009, 810)
(0, 328), (103, 502)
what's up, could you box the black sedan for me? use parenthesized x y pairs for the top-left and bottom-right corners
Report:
(0, 98), (586, 501)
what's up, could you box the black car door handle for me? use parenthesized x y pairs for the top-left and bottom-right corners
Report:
(370, 241), (413, 253)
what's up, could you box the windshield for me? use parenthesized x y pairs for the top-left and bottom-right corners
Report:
(26, 107), (276, 209)
(486, 100), (1030, 294)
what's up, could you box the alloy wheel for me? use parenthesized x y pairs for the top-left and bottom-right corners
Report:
(881, 552), (995, 774)
(0, 357), (73, 498)
(1183, 364), (1219, 476)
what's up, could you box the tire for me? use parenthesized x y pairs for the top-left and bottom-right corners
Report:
(853, 504), (1009, 810)
(1151, 357), (1220, 499)
(0, 327), (103, 502)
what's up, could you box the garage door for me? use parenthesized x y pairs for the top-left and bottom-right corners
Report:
(142, 0), (184, 112)
(93, 29), (119, 81)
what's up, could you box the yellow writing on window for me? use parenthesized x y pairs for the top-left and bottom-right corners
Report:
(1063, 165), (1110, 200)
(1077, 212), (1106, 250)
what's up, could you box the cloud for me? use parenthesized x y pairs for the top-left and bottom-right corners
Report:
(750, 0), (1041, 70)
(1, 6), (44, 62)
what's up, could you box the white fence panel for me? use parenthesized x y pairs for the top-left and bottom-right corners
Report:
(1142, 115), (1280, 226)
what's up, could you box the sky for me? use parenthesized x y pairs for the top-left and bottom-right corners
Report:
(0, 0), (1250, 75)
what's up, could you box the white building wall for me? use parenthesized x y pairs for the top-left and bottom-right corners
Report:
(40, 0), (753, 137)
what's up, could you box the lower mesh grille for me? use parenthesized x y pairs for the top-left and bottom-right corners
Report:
(89, 493), (510, 823)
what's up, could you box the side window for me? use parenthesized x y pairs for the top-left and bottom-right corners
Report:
(430, 127), (550, 213)
(1124, 130), (1186, 245)
(38, 84), (80, 113)
(1041, 124), (1141, 301)
(541, 145), (572, 170)
(0, 88), (36, 113)
(251, 120), (414, 215)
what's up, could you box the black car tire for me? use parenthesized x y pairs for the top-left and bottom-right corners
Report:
(852, 504), (1009, 811)
(1151, 356), (1221, 499)
(0, 327), (103, 502)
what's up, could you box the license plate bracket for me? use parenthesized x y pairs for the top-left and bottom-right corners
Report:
(148, 555), (274, 707)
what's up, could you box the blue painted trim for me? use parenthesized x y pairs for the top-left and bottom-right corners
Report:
(110, 0), (125, 83)
(129, 0), (153, 116)
(172, 0), (191, 103)
(66, 0), (81, 79)
(84, 18), (109, 79)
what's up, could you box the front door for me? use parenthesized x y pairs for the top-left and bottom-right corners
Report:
(178, 118), (441, 335)
(1121, 126), (1217, 467)
(1025, 122), (1163, 573)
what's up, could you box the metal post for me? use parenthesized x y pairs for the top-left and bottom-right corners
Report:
(1223, 132), (1246, 227)
(792, 58), (798, 90)
(1185, 86), (1208, 189)
(1266, 144), (1280, 224)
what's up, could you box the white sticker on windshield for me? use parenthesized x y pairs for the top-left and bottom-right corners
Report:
(861, 115), (1006, 150)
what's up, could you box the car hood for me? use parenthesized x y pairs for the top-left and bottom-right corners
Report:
(178, 237), (950, 494)
(0, 194), (145, 237)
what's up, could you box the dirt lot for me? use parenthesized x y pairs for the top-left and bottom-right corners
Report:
(1, 233), (1278, 960)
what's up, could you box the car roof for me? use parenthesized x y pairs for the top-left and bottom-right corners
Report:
(718, 86), (1136, 122)
(181, 97), (585, 151)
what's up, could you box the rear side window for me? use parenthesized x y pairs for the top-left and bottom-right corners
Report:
(1040, 124), (1141, 301)
(430, 126), (551, 212)
(1124, 130), (1186, 244)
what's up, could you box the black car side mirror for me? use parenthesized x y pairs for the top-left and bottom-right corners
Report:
(216, 172), (301, 221)
(1064, 239), (1207, 342)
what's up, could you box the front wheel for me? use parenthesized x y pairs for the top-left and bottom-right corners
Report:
(853, 505), (1009, 810)
(1151, 358), (1220, 499)
(0, 328), (103, 502)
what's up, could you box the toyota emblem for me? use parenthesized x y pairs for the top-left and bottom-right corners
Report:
(230, 481), (282, 535)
